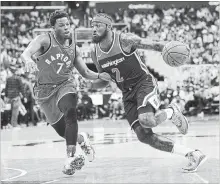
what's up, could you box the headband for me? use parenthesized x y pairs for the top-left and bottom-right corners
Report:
(92, 14), (113, 26)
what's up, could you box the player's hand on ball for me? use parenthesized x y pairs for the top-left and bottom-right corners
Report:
(25, 62), (39, 73)
(98, 72), (112, 81)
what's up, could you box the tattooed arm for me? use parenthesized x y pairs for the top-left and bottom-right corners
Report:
(120, 32), (168, 53)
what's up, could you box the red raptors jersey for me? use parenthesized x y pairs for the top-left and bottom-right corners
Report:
(35, 33), (76, 85)
(95, 31), (156, 91)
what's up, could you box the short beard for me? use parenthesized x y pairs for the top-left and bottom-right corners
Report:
(92, 30), (107, 43)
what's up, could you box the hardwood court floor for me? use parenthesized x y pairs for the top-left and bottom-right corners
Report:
(1, 118), (219, 183)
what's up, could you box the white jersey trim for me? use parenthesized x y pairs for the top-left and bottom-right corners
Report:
(134, 52), (158, 86)
(130, 119), (139, 129)
(137, 86), (158, 110)
(36, 33), (52, 59)
(118, 33), (135, 57)
(53, 32), (74, 49)
(98, 31), (115, 55)
(51, 114), (64, 125)
(56, 92), (77, 106)
(134, 52), (149, 75)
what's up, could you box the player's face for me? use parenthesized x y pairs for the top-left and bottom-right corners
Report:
(91, 21), (108, 43)
(54, 17), (71, 39)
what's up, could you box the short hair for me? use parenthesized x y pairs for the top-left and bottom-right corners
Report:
(49, 10), (69, 26)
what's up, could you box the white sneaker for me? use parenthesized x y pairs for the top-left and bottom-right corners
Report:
(168, 103), (189, 135)
(79, 132), (95, 162)
(62, 154), (85, 175)
(182, 150), (207, 173)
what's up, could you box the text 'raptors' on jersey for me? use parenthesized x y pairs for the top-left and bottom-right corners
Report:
(36, 33), (76, 85)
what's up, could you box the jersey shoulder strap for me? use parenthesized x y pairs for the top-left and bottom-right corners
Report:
(117, 31), (136, 55)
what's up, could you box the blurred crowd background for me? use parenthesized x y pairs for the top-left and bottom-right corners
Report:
(0, 1), (219, 129)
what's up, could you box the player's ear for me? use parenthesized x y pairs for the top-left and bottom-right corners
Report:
(107, 25), (112, 31)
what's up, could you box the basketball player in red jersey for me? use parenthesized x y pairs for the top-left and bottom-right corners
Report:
(89, 13), (206, 172)
(21, 10), (112, 175)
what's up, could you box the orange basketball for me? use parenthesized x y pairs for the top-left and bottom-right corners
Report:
(162, 41), (190, 67)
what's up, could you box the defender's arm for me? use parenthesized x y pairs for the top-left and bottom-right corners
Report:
(89, 46), (110, 89)
(74, 46), (99, 80)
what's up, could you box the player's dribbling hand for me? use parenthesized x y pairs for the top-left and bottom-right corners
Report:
(98, 72), (112, 81)
(24, 62), (39, 73)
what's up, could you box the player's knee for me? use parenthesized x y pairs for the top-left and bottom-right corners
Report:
(138, 112), (157, 128)
(134, 125), (153, 143)
(64, 107), (77, 124)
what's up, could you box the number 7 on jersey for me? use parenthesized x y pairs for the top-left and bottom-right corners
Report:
(57, 63), (64, 74)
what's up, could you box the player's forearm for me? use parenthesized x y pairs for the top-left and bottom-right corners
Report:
(20, 52), (35, 64)
(81, 68), (99, 80)
(137, 40), (168, 52)
(90, 79), (109, 89)
(120, 33), (168, 52)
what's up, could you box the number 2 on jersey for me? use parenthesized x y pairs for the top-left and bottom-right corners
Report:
(112, 68), (124, 82)
(57, 63), (64, 74)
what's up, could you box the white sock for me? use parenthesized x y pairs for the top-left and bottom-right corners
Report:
(172, 143), (194, 157)
(164, 108), (174, 120)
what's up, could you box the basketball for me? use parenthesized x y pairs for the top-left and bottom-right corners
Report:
(162, 41), (191, 67)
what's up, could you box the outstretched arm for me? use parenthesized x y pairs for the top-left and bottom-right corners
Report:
(75, 46), (99, 80)
(120, 32), (167, 52)
(75, 46), (111, 81)
(89, 46), (110, 89)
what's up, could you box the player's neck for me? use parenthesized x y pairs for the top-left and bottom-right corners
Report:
(55, 34), (71, 47)
(99, 31), (113, 52)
